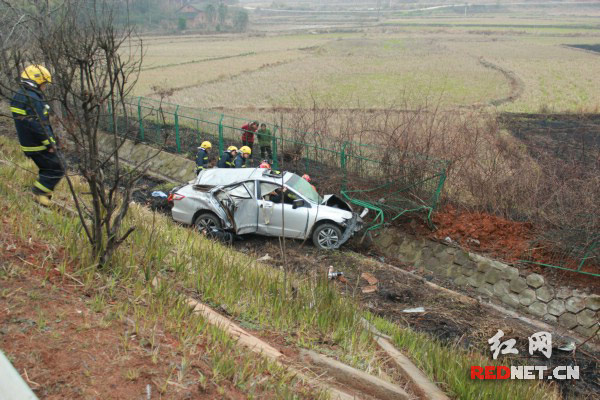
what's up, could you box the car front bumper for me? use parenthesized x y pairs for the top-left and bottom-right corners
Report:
(335, 213), (362, 249)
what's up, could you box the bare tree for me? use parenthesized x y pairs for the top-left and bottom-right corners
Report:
(0, 0), (158, 267)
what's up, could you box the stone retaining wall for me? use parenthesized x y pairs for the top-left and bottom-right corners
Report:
(374, 230), (599, 339)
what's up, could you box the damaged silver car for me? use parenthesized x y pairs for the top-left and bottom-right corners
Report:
(168, 168), (363, 249)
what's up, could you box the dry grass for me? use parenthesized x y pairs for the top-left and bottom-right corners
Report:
(135, 49), (306, 95)
(447, 37), (600, 113)
(132, 33), (337, 95)
(163, 34), (509, 109)
(138, 34), (331, 67)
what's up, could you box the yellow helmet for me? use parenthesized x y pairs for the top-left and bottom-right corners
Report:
(21, 65), (52, 85)
(200, 141), (212, 149)
(227, 145), (238, 152)
(240, 145), (251, 155)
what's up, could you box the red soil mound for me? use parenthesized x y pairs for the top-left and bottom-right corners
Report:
(430, 205), (533, 263)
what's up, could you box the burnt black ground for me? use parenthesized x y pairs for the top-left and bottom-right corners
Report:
(566, 44), (600, 54)
(500, 112), (600, 166)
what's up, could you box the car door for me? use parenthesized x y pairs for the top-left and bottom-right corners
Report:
(256, 181), (309, 238)
(257, 182), (280, 235)
(214, 181), (258, 234)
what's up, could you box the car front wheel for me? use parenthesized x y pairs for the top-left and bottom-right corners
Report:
(312, 223), (343, 250)
(194, 212), (222, 231)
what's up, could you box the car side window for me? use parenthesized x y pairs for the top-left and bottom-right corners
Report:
(259, 182), (281, 201)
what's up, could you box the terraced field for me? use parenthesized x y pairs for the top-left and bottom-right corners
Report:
(135, 15), (600, 112)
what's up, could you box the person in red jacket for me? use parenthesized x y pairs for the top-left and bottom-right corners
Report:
(240, 121), (258, 158)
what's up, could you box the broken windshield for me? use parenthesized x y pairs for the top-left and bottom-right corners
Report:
(286, 174), (322, 204)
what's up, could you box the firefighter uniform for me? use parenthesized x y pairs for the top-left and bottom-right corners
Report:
(234, 153), (248, 168)
(10, 78), (64, 200)
(217, 150), (236, 168)
(195, 147), (209, 174)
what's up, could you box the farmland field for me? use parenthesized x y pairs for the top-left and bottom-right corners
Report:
(135, 14), (600, 113)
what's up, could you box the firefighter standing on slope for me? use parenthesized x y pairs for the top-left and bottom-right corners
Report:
(10, 65), (64, 207)
(234, 146), (251, 168)
(195, 141), (212, 174)
(217, 145), (238, 168)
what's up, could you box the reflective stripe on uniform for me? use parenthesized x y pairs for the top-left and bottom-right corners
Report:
(21, 145), (47, 152)
(10, 107), (27, 115)
(42, 139), (50, 145)
(34, 181), (52, 193)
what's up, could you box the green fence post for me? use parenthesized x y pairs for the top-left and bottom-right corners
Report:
(175, 105), (181, 153)
(137, 96), (144, 141)
(272, 126), (278, 169)
(107, 102), (113, 133)
(341, 142), (348, 191)
(218, 114), (224, 155)
(578, 241), (598, 272)
(305, 143), (309, 171)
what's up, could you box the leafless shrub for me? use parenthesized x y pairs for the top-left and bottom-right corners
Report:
(0, 0), (161, 267)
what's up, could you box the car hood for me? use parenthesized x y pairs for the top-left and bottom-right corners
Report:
(321, 194), (353, 212)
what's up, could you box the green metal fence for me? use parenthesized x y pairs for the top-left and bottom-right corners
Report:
(105, 96), (447, 230)
(521, 237), (599, 277)
(341, 142), (447, 232)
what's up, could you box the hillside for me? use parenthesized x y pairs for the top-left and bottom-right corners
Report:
(0, 124), (565, 399)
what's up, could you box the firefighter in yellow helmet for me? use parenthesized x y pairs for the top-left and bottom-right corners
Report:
(235, 146), (251, 168)
(10, 65), (64, 207)
(195, 141), (212, 174)
(217, 145), (237, 168)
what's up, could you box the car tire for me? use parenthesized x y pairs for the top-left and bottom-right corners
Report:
(312, 223), (343, 250)
(194, 212), (222, 231)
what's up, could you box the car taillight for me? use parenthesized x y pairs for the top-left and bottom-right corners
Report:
(168, 193), (185, 201)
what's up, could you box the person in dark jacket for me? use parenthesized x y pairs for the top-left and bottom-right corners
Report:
(240, 121), (258, 158)
(234, 146), (251, 168)
(217, 146), (238, 168)
(195, 141), (212, 174)
(10, 65), (64, 207)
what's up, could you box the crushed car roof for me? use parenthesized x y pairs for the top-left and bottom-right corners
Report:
(194, 168), (292, 186)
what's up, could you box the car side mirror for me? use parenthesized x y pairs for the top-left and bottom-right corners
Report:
(292, 198), (305, 209)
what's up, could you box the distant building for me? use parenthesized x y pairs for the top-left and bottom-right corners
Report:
(176, 3), (208, 27)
